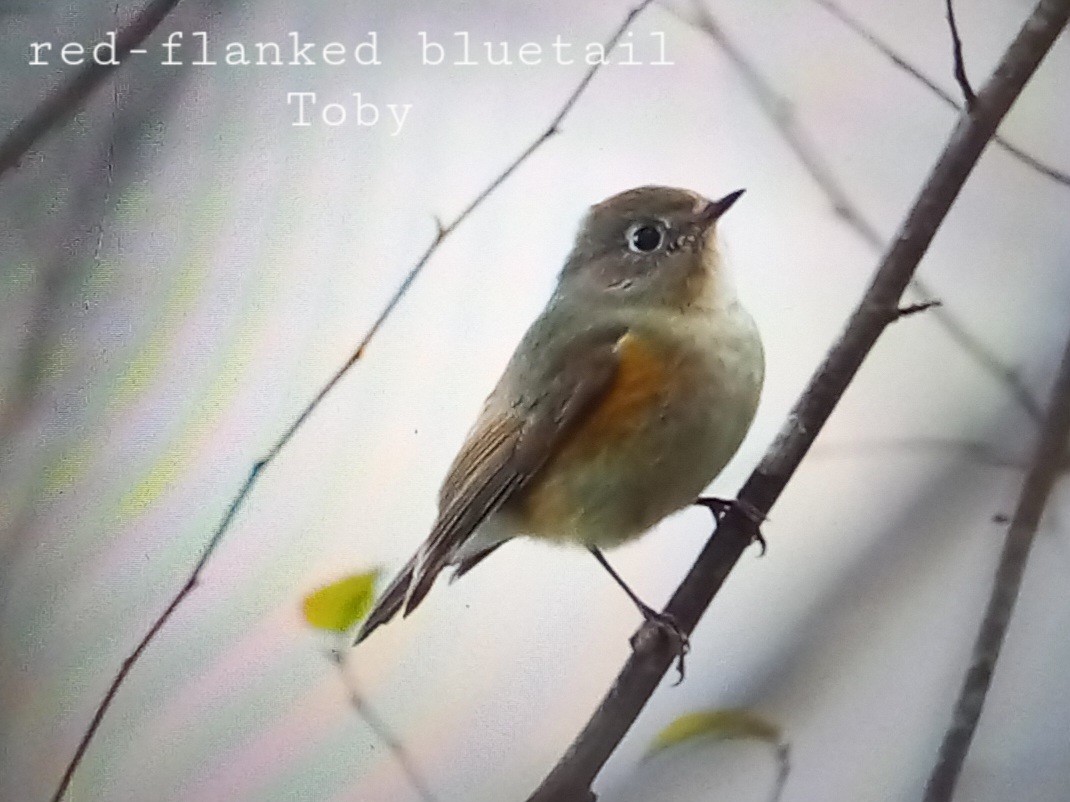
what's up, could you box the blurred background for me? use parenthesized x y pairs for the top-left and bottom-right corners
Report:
(1, 1), (1068, 800)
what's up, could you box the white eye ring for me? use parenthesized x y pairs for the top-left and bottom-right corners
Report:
(626, 221), (666, 254)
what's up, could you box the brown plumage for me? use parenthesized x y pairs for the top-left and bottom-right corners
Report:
(353, 185), (763, 646)
(355, 327), (625, 643)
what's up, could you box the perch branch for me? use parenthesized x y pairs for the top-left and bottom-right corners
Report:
(47, 3), (655, 800)
(526, 1), (1069, 799)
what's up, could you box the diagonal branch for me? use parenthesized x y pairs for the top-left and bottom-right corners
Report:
(944, 0), (978, 107)
(809, 0), (1070, 189)
(0, 0), (184, 180)
(327, 648), (439, 802)
(673, 0), (1044, 422)
(526, 1), (1069, 799)
(923, 326), (1070, 801)
(46, 4), (655, 800)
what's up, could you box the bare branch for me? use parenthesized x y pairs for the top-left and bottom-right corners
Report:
(526, 2), (1069, 799)
(923, 330), (1070, 800)
(47, 4), (655, 800)
(327, 648), (439, 802)
(0, 0), (183, 180)
(945, 0), (978, 107)
(672, 0), (1044, 422)
(810, 0), (1070, 188)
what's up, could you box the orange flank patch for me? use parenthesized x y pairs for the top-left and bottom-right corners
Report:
(518, 331), (670, 534)
(570, 331), (669, 453)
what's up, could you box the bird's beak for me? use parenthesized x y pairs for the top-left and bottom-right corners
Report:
(698, 189), (746, 225)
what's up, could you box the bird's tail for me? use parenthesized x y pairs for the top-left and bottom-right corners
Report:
(353, 538), (501, 646)
(353, 553), (419, 645)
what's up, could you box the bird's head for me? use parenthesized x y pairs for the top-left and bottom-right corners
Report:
(558, 185), (745, 310)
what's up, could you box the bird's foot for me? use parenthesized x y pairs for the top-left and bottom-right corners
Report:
(695, 496), (768, 555)
(630, 605), (690, 685)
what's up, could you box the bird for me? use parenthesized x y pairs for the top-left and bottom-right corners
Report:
(354, 185), (764, 658)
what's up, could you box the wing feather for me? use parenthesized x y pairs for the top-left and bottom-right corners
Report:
(354, 325), (626, 644)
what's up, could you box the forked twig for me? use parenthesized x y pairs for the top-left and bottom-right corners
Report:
(810, 0), (1070, 188)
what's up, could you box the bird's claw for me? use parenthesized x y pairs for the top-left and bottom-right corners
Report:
(696, 496), (768, 555)
(630, 606), (690, 685)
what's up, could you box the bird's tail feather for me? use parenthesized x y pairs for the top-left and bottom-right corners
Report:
(353, 538), (501, 646)
(353, 553), (419, 645)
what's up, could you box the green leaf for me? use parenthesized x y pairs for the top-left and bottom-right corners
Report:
(302, 570), (380, 632)
(647, 708), (782, 759)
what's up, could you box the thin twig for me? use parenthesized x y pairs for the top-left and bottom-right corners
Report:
(672, 0), (1044, 422)
(526, 2), (1069, 798)
(923, 329), (1070, 800)
(327, 647), (439, 802)
(0, 0), (183, 180)
(944, 0), (978, 107)
(897, 300), (942, 318)
(810, 0), (1070, 188)
(769, 743), (791, 802)
(47, 4), (654, 800)
(92, 0), (122, 269)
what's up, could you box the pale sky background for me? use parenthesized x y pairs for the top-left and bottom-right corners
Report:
(1, 1), (1069, 801)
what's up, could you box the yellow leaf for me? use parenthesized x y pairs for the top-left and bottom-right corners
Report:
(647, 708), (782, 759)
(302, 570), (380, 632)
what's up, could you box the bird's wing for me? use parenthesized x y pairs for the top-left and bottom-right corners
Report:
(354, 324), (627, 644)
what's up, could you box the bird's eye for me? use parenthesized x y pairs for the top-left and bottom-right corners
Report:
(626, 223), (664, 254)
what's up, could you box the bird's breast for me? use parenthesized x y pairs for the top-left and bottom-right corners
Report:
(514, 305), (763, 547)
